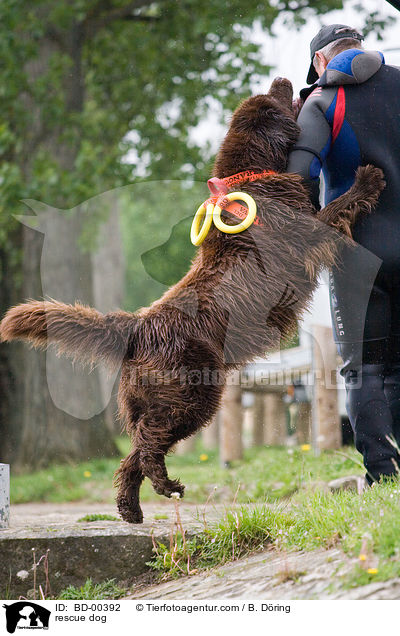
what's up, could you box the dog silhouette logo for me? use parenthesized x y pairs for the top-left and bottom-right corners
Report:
(3, 602), (50, 633)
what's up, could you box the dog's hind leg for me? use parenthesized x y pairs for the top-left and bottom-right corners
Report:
(114, 447), (145, 523)
(142, 450), (185, 498)
(135, 343), (225, 500)
(137, 422), (186, 498)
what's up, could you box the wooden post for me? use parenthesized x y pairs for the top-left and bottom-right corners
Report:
(252, 393), (265, 447)
(175, 435), (197, 456)
(296, 402), (312, 444)
(220, 380), (243, 466)
(202, 411), (220, 450)
(263, 392), (287, 445)
(0, 464), (10, 529)
(311, 324), (341, 451)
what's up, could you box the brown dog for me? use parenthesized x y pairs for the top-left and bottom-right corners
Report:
(0, 78), (385, 523)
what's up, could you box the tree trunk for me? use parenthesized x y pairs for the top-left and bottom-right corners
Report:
(263, 392), (287, 446)
(296, 402), (312, 444)
(311, 324), (341, 451)
(17, 220), (118, 470)
(174, 435), (197, 456)
(202, 411), (219, 450)
(252, 393), (265, 447)
(0, 233), (25, 464)
(91, 193), (125, 436)
(12, 26), (118, 470)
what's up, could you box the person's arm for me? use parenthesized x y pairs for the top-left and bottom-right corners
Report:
(287, 90), (333, 209)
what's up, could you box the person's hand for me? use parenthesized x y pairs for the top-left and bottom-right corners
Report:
(292, 97), (304, 120)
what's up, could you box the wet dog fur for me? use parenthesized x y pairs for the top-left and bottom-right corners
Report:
(0, 78), (385, 523)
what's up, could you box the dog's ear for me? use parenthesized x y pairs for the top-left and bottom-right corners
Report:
(267, 77), (293, 108)
(229, 79), (295, 134)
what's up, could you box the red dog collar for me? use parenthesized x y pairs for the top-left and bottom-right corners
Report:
(206, 170), (277, 227)
(207, 169), (277, 196)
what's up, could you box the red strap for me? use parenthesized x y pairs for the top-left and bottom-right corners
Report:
(202, 194), (262, 226)
(332, 86), (345, 144)
(203, 169), (274, 228)
(207, 169), (276, 196)
(207, 177), (229, 196)
(223, 200), (262, 226)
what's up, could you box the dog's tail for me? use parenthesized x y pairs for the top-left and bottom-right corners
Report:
(0, 299), (136, 369)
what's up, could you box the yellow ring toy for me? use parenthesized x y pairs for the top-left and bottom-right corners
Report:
(190, 202), (214, 246)
(212, 191), (256, 234)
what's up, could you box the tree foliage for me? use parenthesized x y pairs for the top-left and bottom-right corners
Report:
(1, 0), (395, 207)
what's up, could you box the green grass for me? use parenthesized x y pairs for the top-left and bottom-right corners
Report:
(279, 481), (400, 587)
(10, 435), (364, 505)
(148, 480), (400, 588)
(77, 514), (119, 522)
(148, 503), (299, 579)
(10, 458), (116, 504)
(57, 578), (126, 600)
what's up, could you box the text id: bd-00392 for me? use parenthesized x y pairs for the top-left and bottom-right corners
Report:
(55, 603), (121, 612)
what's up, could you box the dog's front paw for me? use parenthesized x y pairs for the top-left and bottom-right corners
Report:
(165, 480), (185, 499)
(117, 496), (144, 524)
(354, 165), (386, 205)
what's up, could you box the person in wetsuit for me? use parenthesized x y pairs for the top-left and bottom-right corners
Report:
(287, 24), (400, 484)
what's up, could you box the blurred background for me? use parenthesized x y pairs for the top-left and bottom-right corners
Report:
(0, 0), (398, 503)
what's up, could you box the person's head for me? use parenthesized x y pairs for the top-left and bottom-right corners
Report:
(307, 24), (364, 84)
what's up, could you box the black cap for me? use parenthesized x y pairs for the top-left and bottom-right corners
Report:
(307, 24), (364, 85)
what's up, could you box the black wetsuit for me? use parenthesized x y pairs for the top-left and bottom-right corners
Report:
(287, 49), (400, 482)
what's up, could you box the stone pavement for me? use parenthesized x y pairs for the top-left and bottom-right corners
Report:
(6, 500), (220, 534)
(129, 546), (400, 600)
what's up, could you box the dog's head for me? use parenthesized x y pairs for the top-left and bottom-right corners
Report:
(213, 77), (300, 177)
